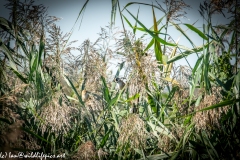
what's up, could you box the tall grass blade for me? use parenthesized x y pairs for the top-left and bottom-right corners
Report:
(152, 5), (163, 64)
(198, 98), (240, 112)
(111, 0), (118, 26)
(144, 38), (154, 52)
(165, 38), (179, 78)
(125, 9), (176, 46)
(64, 75), (84, 105)
(122, 15), (133, 28)
(124, 93), (139, 102)
(133, 7), (140, 34)
(184, 23), (208, 40)
(167, 43), (210, 64)
(21, 127), (51, 144)
(71, 0), (89, 32)
(123, 2), (162, 11)
(99, 126), (113, 148)
(101, 76), (111, 103)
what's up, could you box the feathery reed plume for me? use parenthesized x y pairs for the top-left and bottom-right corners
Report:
(193, 87), (230, 132)
(118, 114), (149, 149)
(75, 141), (96, 160)
(37, 91), (73, 134)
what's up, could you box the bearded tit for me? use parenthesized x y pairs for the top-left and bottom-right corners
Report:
(81, 89), (89, 102)
(115, 77), (125, 90)
(130, 103), (138, 114)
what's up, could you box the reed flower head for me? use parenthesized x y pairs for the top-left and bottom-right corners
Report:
(76, 141), (96, 160)
(118, 114), (148, 149)
(193, 87), (229, 132)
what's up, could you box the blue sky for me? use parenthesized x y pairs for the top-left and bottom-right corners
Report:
(0, 0), (230, 69)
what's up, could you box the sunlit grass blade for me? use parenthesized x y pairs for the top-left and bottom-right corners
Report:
(133, 7), (140, 34)
(147, 92), (157, 114)
(203, 50), (211, 93)
(152, 5), (163, 64)
(126, 9), (176, 47)
(101, 76), (111, 103)
(165, 85), (179, 105)
(149, 15), (165, 31)
(99, 126), (113, 148)
(171, 22), (199, 60)
(122, 15), (133, 28)
(163, 77), (179, 85)
(71, 0), (89, 32)
(171, 123), (194, 160)
(189, 60), (202, 105)
(124, 93), (139, 103)
(38, 33), (45, 66)
(144, 38), (154, 52)
(202, 131), (219, 158)
(184, 23), (208, 40)
(108, 93), (119, 108)
(167, 42), (210, 64)
(111, 0), (118, 26)
(147, 116), (174, 139)
(192, 54), (203, 75)
(64, 75), (84, 105)
(111, 110), (119, 131)
(123, 2), (162, 11)
(63, 0), (89, 51)
(165, 38), (179, 78)
(29, 51), (38, 81)
(198, 98), (240, 112)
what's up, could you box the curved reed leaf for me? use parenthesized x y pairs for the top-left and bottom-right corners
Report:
(123, 2), (162, 11)
(184, 23), (208, 40)
(198, 98), (240, 112)
(122, 15), (133, 28)
(167, 43), (209, 64)
(124, 93), (139, 103)
(144, 38), (154, 52)
(171, 22), (197, 51)
(101, 76), (111, 103)
(21, 127), (51, 144)
(133, 7), (140, 34)
(64, 75), (84, 106)
(125, 9), (176, 47)
(152, 6), (163, 64)
(99, 126), (113, 148)
(111, 0), (118, 26)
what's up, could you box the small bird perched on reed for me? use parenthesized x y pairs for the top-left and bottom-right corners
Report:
(115, 77), (125, 90)
(81, 89), (89, 102)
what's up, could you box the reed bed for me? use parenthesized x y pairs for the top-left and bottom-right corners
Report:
(0, 0), (239, 159)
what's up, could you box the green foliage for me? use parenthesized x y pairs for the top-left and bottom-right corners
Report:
(0, 0), (239, 159)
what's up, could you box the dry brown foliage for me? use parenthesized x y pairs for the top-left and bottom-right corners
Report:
(75, 141), (96, 160)
(118, 114), (149, 149)
(193, 87), (230, 132)
(36, 91), (75, 134)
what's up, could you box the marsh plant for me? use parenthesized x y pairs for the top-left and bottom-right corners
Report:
(0, 0), (239, 159)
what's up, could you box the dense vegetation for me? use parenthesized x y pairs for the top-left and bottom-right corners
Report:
(0, 0), (239, 159)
